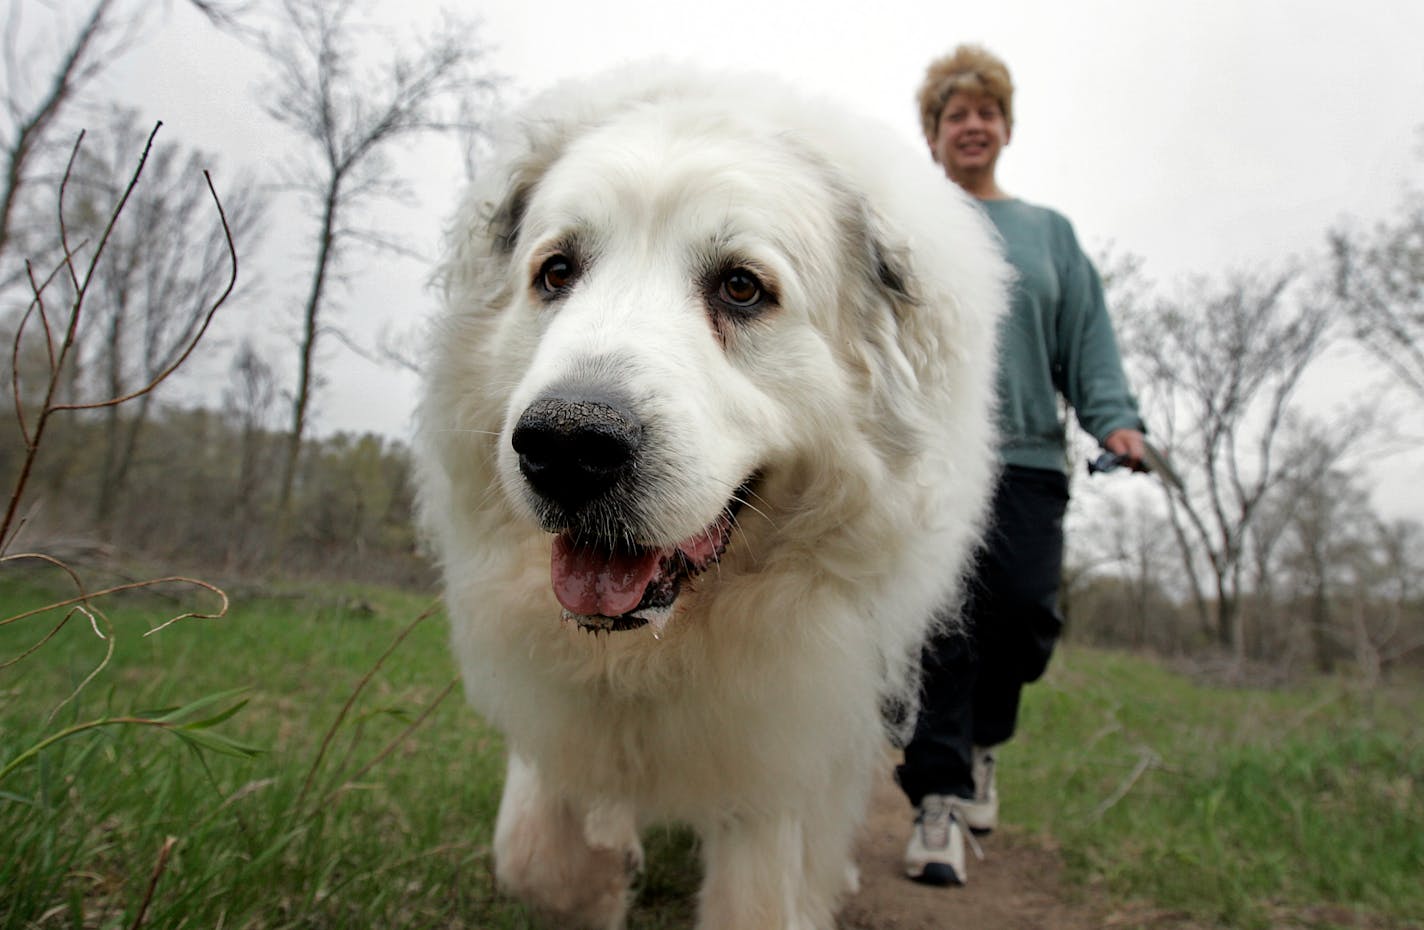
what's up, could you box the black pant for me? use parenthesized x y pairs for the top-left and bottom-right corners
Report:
(896, 465), (1069, 806)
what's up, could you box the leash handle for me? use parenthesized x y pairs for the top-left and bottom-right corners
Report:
(1087, 451), (1126, 476)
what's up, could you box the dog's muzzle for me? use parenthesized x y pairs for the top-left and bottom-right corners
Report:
(512, 393), (643, 515)
(509, 389), (749, 634)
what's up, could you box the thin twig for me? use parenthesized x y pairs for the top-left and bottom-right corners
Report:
(296, 598), (443, 810)
(0, 607), (76, 669)
(129, 835), (178, 930)
(56, 129), (87, 297)
(51, 169), (238, 412)
(0, 550), (118, 723)
(323, 675), (459, 805)
(0, 558), (228, 631)
(0, 553), (228, 728)
(11, 256), (72, 440)
(1, 126), (163, 549)
(1092, 748), (1161, 821)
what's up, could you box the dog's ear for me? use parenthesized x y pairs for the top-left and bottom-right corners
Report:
(456, 69), (709, 272)
(849, 200), (941, 388)
(438, 119), (577, 311)
(487, 175), (532, 257)
(869, 233), (914, 307)
(850, 189), (1006, 388)
(842, 190), (1006, 462)
(487, 121), (576, 257)
(483, 119), (577, 257)
(837, 200), (944, 457)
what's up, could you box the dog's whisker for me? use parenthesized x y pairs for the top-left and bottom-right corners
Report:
(723, 511), (764, 567)
(730, 491), (778, 533)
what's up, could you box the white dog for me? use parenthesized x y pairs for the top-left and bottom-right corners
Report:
(414, 65), (1007, 930)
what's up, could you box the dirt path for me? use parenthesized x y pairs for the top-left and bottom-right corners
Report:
(838, 761), (1109, 930)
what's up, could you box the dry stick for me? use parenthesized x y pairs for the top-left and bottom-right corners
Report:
(2, 126), (154, 546)
(0, 535), (228, 727)
(42, 603), (116, 728)
(0, 607), (77, 669)
(52, 168), (237, 413)
(129, 835), (178, 930)
(9, 257), (71, 447)
(0, 550), (119, 724)
(296, 598), (443, 810)
(2, 259), (72, 549)
(0, 126), (237, 551)
(0, 553), (226, 725)
(0, 563), (228, 629)
(2, 164), (235, 662)
(323, 675), (460, 806)
(1091, 748), (1161, 822)
(0, 550), (90, 621)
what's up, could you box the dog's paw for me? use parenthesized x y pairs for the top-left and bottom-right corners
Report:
(584, 800), (645, 881)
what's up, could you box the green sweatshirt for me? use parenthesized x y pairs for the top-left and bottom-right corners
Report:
(979, 198), (1143, 473)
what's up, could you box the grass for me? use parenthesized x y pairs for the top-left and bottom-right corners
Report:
(1005, 647), (1424, 929)
(2, 570), (1421, 929)
(0, 573), (700, 929)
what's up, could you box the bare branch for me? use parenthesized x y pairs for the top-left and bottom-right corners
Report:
(2, 124), (241, 554)
(0, 0), (118, 259)
(1330, 190), (1424, 402)
(50, 169), (238, 412)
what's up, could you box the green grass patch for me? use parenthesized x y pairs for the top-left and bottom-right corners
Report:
(0, 573), (698, 929)
(1005, 648), (1424, 928)
(4, 570), (1420, 928)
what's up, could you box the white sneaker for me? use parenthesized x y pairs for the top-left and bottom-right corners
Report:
(959, 747), (999, 835)
(904, 794), (967, 886)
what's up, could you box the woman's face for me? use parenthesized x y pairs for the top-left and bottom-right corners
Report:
(930, 90), (1011, 182)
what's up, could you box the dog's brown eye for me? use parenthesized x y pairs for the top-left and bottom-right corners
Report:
(538, 255), (577, 294)
(719, 269), (763, 307)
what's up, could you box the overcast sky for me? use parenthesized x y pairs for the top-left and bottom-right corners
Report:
(79, 0), (1424, 518)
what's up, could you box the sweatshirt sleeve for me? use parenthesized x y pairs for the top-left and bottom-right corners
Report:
(1051, 216), (1145, 443)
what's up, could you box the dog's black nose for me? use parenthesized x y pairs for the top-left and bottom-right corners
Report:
(512, 394), (642, 510)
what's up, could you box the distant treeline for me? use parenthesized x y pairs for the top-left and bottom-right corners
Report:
(5, 393), (1421, 683)
(0, 404), (429, 588)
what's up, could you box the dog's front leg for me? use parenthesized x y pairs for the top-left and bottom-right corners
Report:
(696, 813), (843, 930)
(493, 753), (642, 930)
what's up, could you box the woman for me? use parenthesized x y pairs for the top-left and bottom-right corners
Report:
(899, 44), (1147, 887)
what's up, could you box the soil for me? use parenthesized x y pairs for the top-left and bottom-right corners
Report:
(839, 761), (1115, 930)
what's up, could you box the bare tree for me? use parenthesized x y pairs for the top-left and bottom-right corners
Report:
(0, 0), (252, 270)
(1116, 268), (1343, 659)
(1350, 517), (1424, 680)
(219, 339), (279, 567)
(1254, 421), (1377, 672)
(1065, 482), (1186, 652)
(256, 0), (495, 523)
(56, 108), (266, 532)
(1, 0), (130, 265)
(1329, 182), (1424, 402)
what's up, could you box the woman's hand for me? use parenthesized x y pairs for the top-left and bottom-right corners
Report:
(1103, 428), (1148, 472)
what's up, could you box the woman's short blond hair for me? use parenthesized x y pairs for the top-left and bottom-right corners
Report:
(917, 44), (1015, 146)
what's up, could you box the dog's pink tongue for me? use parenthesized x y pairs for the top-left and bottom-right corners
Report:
(551, 535), (661, 617)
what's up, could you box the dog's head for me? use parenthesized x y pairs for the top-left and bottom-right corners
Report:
(419, 68), (1006, 639)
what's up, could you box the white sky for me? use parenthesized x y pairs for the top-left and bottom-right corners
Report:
(74, 0), (1424, 520)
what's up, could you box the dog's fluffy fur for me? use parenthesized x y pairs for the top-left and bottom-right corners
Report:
(414, 65), (1008, 930)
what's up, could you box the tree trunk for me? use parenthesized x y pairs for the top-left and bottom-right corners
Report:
(1309, 559), (1335, 674)
(277, 181), (341, 527)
